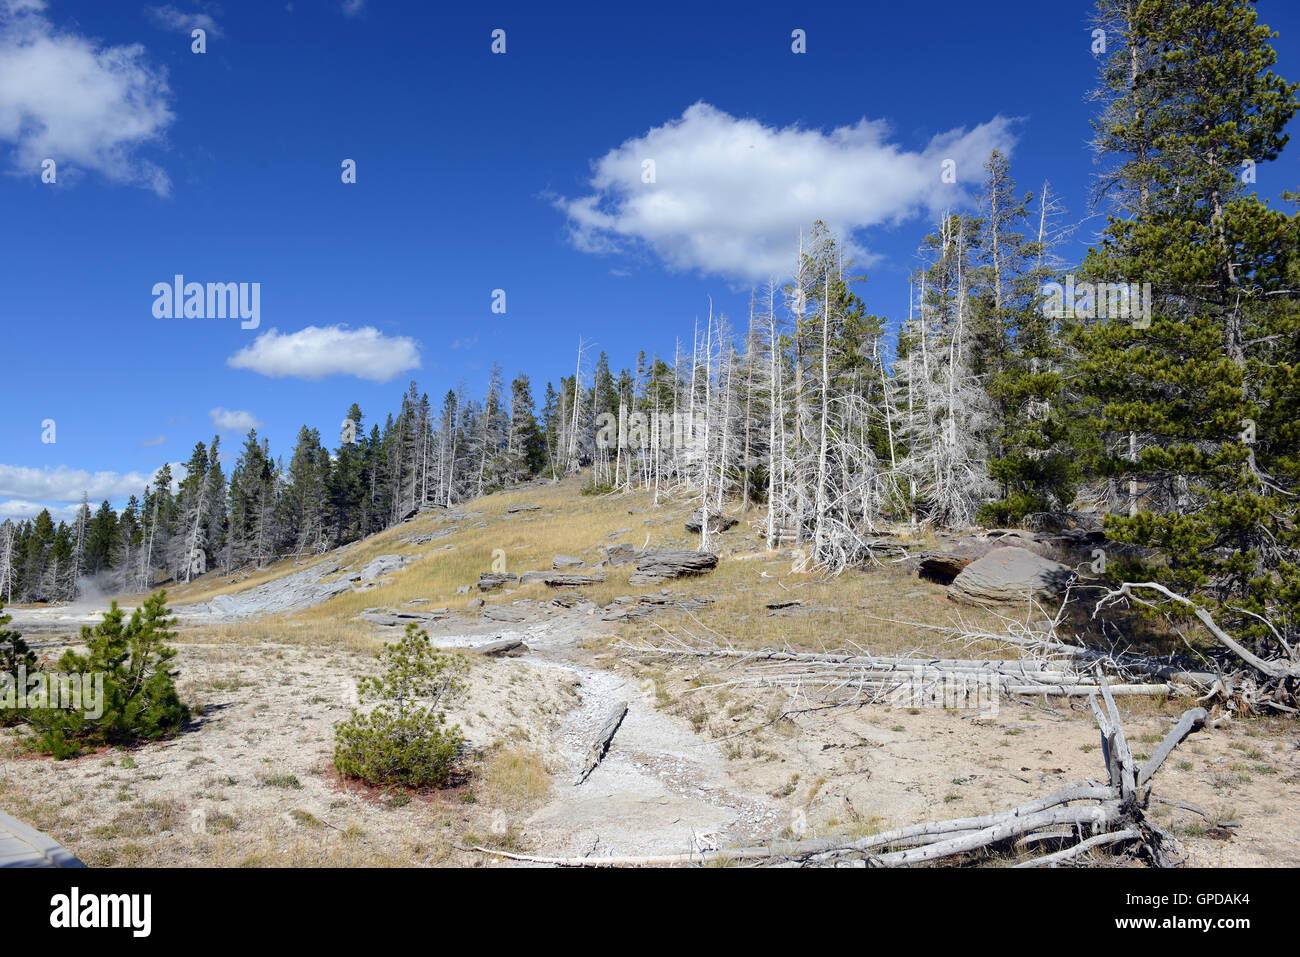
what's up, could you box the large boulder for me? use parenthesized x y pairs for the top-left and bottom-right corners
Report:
(358, 554), (419, 579)
(603, 543), (640, 566)
(628, 550), (719, 585)
(685, 510), (738, 534)
(947, 546), (1077, 605)
(981, 529), (1058, 559)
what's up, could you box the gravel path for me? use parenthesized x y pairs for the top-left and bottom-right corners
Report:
(425, 610), (778, 859)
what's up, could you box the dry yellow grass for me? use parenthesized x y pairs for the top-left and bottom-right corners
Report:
(480, 746), (551, 811)
(165, 474), (1034, 663)
(9, 473), (1298, 869)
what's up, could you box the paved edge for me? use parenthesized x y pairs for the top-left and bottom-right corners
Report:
(0, 809), (86, 868)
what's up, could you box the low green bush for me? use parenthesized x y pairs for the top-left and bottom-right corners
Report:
(333, 623), (467, 789)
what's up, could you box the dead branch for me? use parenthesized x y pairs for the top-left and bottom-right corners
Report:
(468, 684), (1208, 868)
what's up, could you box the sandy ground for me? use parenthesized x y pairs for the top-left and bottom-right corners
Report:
(415, 609), (779, 858)
(3, 491), (1298, 867)
(5, 595), (1297, 867)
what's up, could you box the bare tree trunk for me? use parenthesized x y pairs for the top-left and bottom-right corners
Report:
(814, 273), (831, 561)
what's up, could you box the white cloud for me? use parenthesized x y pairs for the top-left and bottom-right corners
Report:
(341, 0), (364, 17)
(0, 463), (158, 502)
(0, 499), (84, 521)
(141, 434), (166, 447)
(209, 407), (260, 433)
(555, 101), (1017, 283)
(0, 0), (174, 194)
(0, 460), (184, 521)
(144, 5), (224, 39)
(226, 324), (421, 383)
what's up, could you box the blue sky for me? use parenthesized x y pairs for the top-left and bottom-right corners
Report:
(2, 0), (1297, 522)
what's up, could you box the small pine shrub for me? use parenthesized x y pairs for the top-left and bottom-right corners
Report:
(24, 591), (189, 758)
(333, 623), (466, 789)
(976, 492), (1047, 528)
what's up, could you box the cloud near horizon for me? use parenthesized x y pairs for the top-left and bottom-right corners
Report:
(0, 462), (185, 521)
(226, 324), (421, 382)
(555, 101), (1017, 283)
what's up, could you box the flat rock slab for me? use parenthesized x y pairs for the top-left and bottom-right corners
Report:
(358, 607), (449, 627)
(403, 527), (458, 546)
(178, 553), (417, 621)
(482, 605), (529, 623)
(552, 554), (585, 570)
(0, 810), (84, 868)
(948, 546), (1077, 605)
(601, 592), (714, 620)
(358, 554), (419, 580)
(603, 543), (640, 566)
(478, 573), (519, 592)
(628, 549), (719, 585)
(520, 571), (607, 588)
(473, 638), (530, 657)
(540, 572), (605, 587)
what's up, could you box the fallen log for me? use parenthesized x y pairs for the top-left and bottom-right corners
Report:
(574, 701), (628, 786)
(1015, 828), (1142, 868)
(468, 677), (1208, 868)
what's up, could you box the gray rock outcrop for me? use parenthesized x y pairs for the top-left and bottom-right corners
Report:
(627, 550), (719, 585)
(947, 546), (1077, 605)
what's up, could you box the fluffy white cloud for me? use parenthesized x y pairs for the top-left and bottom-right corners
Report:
(555, 101), (1017, 283)
(0, 499), (84, 521)
(209, 407), (260, 433)
(226, 324), (421, 383)
(0, 0), (174, 193)
(0, 463), (163, 503)
(144, 5), (224, 39)
(341, 0), (364, 17)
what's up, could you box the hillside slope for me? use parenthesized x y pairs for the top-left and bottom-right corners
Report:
(2, 477), (1297, 867)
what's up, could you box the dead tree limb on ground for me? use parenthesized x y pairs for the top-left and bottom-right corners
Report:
(1094, 582), (1300, 714)
(469, 675), (1207, 867)
(573, 701), (628, 786)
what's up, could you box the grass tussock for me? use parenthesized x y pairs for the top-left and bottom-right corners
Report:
(480, 746), (551, 811)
